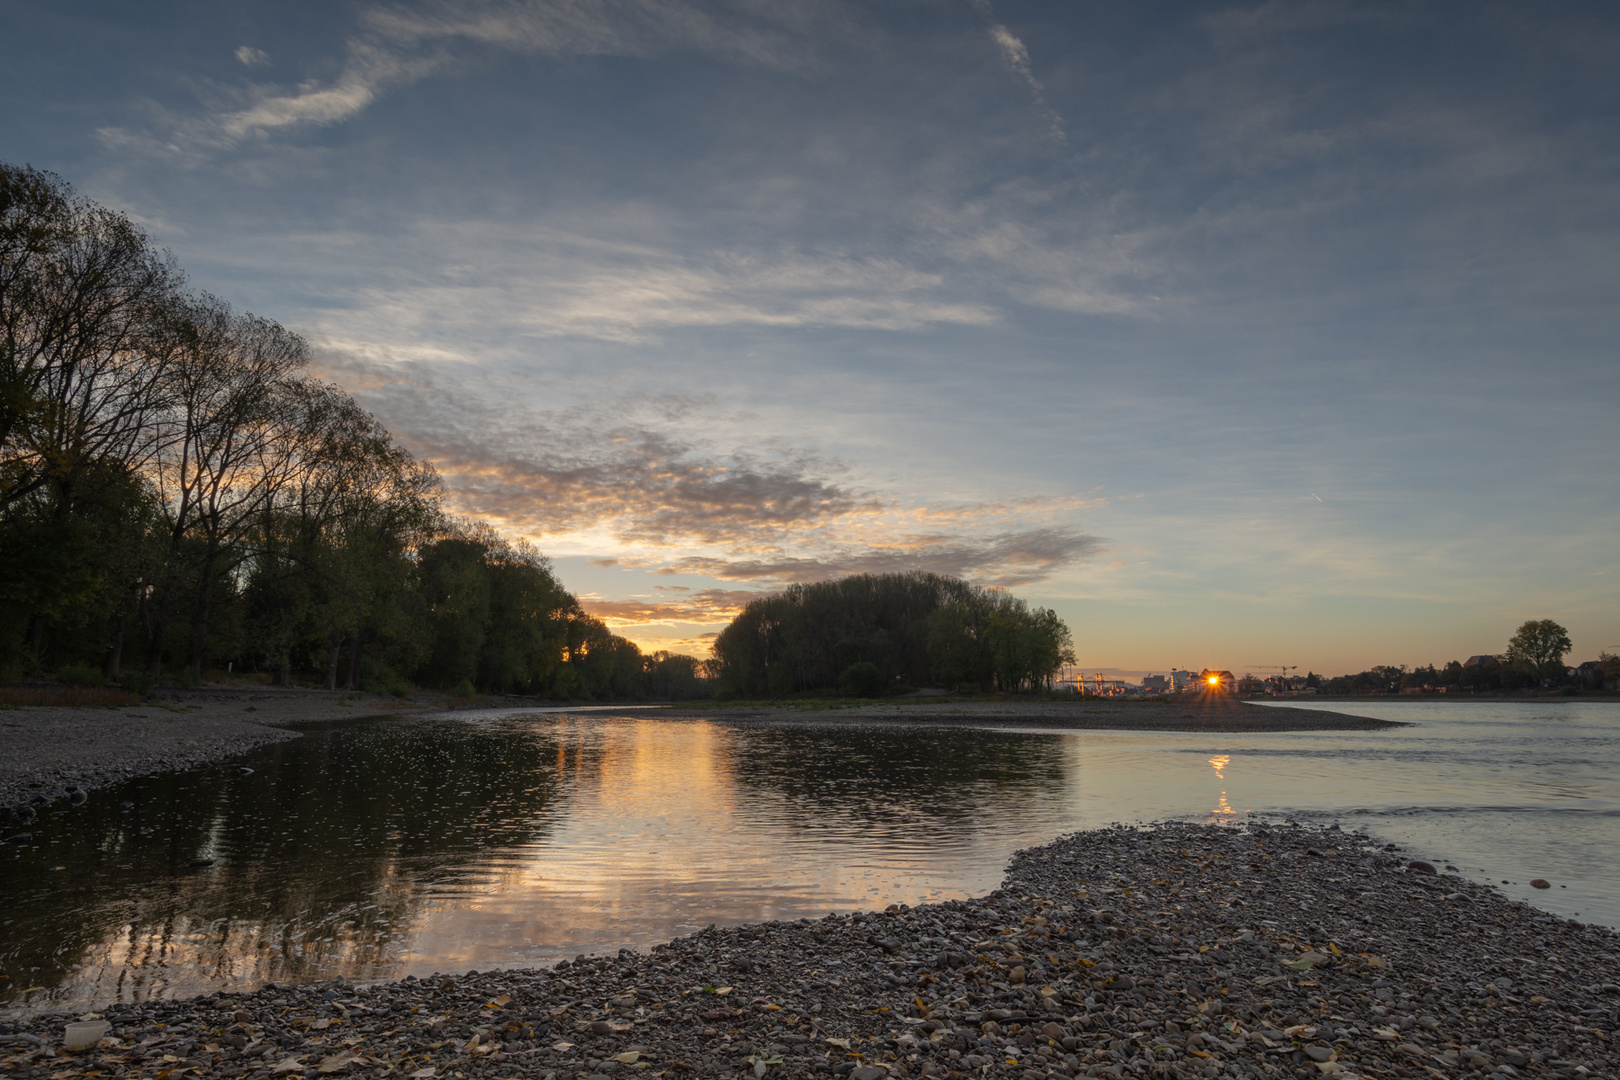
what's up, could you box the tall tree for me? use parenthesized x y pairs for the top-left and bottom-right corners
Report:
(1506, 619), (1573, 681)
(146, 295), (312, 673)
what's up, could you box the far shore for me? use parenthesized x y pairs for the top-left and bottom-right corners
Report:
(1, 690), (1398, 814)
(655, 697), (1403, 733)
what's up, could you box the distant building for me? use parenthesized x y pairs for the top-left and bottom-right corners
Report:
(1142, 674), (1169, 692)
(1170, 669), (1194, 691)
(1462, 655), (1496, 668)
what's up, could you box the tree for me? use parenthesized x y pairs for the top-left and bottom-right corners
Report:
(1506, 619), (1573, 681)
(709, 571), (1074, 696)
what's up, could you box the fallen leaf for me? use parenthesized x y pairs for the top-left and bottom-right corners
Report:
(409, 1069), (436, 1079)
(613, 1052), (643, 1064)
(270, 1058), (306, 1074)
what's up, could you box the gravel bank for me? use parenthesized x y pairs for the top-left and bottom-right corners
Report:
(5, 821), (1612, 1080)
(661, 699), (1403, 733)
(0, 690), (438, 813)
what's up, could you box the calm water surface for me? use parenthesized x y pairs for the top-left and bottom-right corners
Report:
(2, 699), (1617, 1014)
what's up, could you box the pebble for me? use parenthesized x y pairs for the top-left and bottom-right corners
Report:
(2, 821), (1615, 1080)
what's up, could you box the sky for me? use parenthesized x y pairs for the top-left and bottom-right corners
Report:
(3, 0), (1617, 676)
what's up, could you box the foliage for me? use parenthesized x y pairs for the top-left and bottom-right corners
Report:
(1318, 617), (1597, 694)
(0, 161), (707, 701)
(57, 662), (103, 686)
(1505, 619), (1573, 681)
(710, 571), (1073, 697)
(837, 661), (886, 697)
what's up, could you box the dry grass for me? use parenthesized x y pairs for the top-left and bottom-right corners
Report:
(0, 686), (141, 708)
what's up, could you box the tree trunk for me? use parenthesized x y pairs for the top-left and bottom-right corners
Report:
(346, 632), (362, 691)
(326, 639), (341, 692)
(104, 605), (131, 681)
(188, 589), (212, 676)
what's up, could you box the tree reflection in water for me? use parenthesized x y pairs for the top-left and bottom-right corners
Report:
(0, 712), (1079, 1015)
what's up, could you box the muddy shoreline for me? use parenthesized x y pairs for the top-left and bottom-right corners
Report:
(2, 821), (1613, 1079)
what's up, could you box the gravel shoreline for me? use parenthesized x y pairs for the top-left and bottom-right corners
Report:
(4, 821), (1612, 1080)
(0, 690), (442, 813)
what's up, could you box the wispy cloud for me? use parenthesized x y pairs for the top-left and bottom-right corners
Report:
(317, 348), (1103, 587)
(103, 0), (837, 152)
(965, 0), (1065, 142)
(578, 587), (759, 626)
(653, 526), (1104, 588)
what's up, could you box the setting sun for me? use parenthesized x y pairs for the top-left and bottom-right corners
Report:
(1207, 674), (1220, 685)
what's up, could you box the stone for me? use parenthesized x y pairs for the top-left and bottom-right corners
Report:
(1406, 861), (1437, 875)
(1530, 879), (1552, 889)
(850, 1067), (886, 1080)
(1303, 1044), (1335, 1062)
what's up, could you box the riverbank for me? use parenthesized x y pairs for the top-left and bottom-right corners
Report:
(661, 698), (1403, 733)
(0, 689), (442, 813)
(2, 821), (1612, 1079)
(1, 695), (1397, 816)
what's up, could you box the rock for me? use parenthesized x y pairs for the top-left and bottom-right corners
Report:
(4, 833), (31, 845)
(1008, 964), (1026, 984)
(1530, 879), (1552, 889)
(67, 787), (87, 805)
(1406, 860), (1437, 874)
(850, 1067), (886, 1080)
(1303, 1044), (1335, 1062)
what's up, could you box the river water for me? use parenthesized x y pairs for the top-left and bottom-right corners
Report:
(2, 699), (1616, 1014)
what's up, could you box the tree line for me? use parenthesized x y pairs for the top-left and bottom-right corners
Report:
(708, 571), (1075, 697)
(0, 161), (707, 699)
(1313, 620), (1618, 695)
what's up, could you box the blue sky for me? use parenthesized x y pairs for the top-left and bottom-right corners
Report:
(4, 0), (1617, 674)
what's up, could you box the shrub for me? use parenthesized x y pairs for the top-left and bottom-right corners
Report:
(120, 671), (158, 696)
(58, 663), (105, 687)
(362, 662), (414, 697)
(451, 678), (477, 699)
(837, 661), (886, 698)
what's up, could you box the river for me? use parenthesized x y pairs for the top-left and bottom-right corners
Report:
(2, 698), (1616, 1014)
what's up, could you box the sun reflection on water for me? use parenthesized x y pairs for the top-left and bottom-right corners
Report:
(1209, 754), (1237, 816)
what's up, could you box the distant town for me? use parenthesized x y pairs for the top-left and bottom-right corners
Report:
(1056, 653), (1620, 698)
